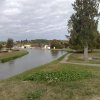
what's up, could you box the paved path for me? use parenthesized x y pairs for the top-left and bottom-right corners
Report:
(60, 53), (72, 63)
(60, 53), (100, 67)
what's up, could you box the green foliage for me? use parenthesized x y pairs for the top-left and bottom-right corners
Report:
(96, 34), (100, 49)
(64, 42), (69, 48)
(6, 38), (14, 49)
(50, 39), (64, 49)
(68, 0), (100, 50)
(18, 39), (50, 46)
(28, 89), (44, 100)
(0, 44), (3, 50)
(16, 39), (68, 49)
(0, 50), (28, 63)
(25, 70), (93, 82)
(31, 39), (49, 45)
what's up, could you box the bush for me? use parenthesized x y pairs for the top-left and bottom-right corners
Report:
(50, 40), (64, 49)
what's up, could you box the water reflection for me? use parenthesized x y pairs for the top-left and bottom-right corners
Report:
(9, 60), (15, 66)
(50, 50), (59, 58)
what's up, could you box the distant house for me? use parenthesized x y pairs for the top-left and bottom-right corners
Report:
(43, 45), (51, 49)
(20, 46), (25, 49)
(24, 45), (31, 48)
(20, 45), (31, 49)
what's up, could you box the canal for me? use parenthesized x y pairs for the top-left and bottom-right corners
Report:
(0, 48), (66, 80)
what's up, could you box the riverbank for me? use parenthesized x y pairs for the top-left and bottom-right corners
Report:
(50, 48), (67, 51)
(0, 53), (100, 100)
(0, 50), (28, 63)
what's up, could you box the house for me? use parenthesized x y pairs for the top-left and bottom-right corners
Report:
(43, 45), (51, 49)
(24, 45), (31, 48)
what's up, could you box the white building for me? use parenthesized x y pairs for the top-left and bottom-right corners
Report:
(24, 45), (31, 48)
(44, 45), (51, 49)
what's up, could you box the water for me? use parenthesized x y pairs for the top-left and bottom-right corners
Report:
(0, 48), (66, 80)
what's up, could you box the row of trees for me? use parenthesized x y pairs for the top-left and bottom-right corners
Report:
(16, 39), (50, 45)
(68, 0), (100, 60)
(16, 39), (68, 49)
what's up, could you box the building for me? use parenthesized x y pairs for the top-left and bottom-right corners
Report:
(43, 45), (51, 49)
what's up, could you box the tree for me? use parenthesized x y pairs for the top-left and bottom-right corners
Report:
(0, 44), (3, 51)
(68, 0), (100, 61)
(50, 40), (64, 49)
(96, 34), (100, 48)
(6, 38), (14, 50)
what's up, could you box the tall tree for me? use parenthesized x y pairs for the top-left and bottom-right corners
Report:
(0, 44), (3, 51)
(6, 38), (14, 50)
(68, 0), (100, 61)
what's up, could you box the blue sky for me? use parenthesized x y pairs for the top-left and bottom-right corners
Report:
(1, 0), (96, 40)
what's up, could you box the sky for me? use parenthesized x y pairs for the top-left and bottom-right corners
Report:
(0, 0), (77, 40)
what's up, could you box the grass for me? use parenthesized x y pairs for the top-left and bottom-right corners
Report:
(28, 89), (46, 100)
(68, 51), (100, 64)
(0, 53), (100, 100)
(0, 50), (28, 63)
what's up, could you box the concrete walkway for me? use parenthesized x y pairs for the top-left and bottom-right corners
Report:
(60, 53), (100, 67)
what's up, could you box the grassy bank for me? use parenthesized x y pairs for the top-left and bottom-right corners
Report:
(68, 51), (100, 64)
(0, 50), (28, 63)
(0, 53), (100, 100)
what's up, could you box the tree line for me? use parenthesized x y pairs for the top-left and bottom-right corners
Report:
(16, 39), (69, 49)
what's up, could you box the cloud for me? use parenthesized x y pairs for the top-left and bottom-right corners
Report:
(0, 0), (74, 40)
(3, 8), (21, 16)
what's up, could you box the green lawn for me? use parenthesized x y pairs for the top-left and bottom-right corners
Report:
(68, 51), (100, 64)
(0, 50), (28, 62)
(0, 54), (100, 100)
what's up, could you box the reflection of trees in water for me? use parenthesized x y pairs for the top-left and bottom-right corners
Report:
(50, 50), (59, 58)
(60, 50), (65, 55)
(8, 60), (15, 67)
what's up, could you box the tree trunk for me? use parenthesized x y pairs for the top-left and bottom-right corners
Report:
(84, 45), (88, 61)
